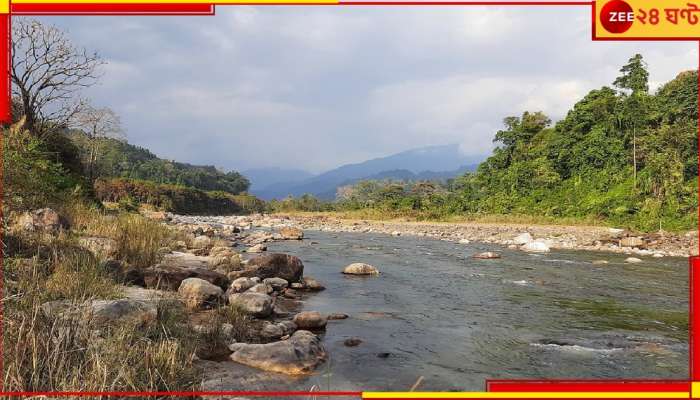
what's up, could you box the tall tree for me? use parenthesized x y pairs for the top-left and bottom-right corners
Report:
(11, 18), (104, 136)
(614, 54), (650, 190)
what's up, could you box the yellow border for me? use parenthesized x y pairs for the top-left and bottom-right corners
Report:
(11, 0), (338, 4)
(362, 392), (690, 399)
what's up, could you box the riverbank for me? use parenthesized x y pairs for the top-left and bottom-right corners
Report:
(267, 212), (697, 258)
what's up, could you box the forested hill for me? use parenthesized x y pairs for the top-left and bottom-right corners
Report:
(67, 131), (250, 194)
(451, 56), (698, 231)
(306, 55), (698, 232)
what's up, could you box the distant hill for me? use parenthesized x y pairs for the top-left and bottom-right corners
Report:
(255, 144), (485, 200)
(67, 131), (250, 194)
(243, 167), (314, 192)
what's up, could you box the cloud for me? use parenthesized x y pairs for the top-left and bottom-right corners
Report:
(33, 8), (697, 173)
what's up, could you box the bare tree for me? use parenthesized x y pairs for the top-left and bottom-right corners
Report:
(74, 104), (124, 182)
(11, 18), (105, 136)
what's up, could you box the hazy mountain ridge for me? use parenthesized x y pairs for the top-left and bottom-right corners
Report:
(251, 144), (485, 200)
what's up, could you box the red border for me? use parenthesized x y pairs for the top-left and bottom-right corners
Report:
(1, 1), (698, 398)
(11, 3), (216, 15)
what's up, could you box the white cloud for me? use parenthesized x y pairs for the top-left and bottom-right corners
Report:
(34, 8), (698, 173)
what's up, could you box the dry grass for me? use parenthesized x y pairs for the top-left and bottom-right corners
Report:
(64, 203), (182, 269)
(3, 214), (202, 393)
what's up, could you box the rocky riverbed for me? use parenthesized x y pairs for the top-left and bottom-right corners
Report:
(267, 214), (697, 258)
(38, 208), (690, 392)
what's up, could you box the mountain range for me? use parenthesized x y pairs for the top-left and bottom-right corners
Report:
(245, 144), (485, 200)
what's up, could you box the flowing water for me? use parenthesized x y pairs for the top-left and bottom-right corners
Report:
(216, 229), (689, 392)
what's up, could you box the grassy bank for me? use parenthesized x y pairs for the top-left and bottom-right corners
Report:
(3, 204), (205, 393)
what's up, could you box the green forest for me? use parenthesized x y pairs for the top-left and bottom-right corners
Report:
(272, 55), (699, 232)
(67, 130), (250, 194)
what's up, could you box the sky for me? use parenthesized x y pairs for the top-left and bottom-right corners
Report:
(34, 7), (698, 174)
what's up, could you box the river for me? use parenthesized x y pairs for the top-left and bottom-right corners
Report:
(206, 229), (689, 392)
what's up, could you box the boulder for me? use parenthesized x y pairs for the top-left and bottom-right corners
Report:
(263, 277), (289, 291)
(230, 330), (327, 375)
(301, 276), (325, 291)
(513, 232), (533, 245)
(459, 239), (471, 244)
(520, 241), (550, 253)
(344, 337), (362, 347)
(625, 257), (643, 263)
(41, 299), (157, 327)
(228, 292), (274, 317)
(230, 277), (258, 293)
(14, 208), (69, 234)
(79, 237), (118, 259)
(293, 311), (327, 330)
(178, 278), (224, 309)
(247, 283), (273, 295)
(327, 313), (349, 320)
(342, 263), (379, 275)
(620, 237), (645, 248)
(473, 252), (500, 259)
(278, 227), (304, 240)
(231, 254), (304, 283)
(143, 265), (229, 291)
(260, 322), (285, 339)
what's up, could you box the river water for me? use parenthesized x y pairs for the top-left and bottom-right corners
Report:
(223, 230), (689, 392)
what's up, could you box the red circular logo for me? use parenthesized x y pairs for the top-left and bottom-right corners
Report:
(600, 0), (634, 34)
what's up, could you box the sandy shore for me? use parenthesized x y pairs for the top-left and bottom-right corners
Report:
(269, 213), (698, 258)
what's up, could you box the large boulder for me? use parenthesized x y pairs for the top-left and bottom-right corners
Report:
(293, 311), (327, 330)
(14, 208), (69, 234)
(230, 254), (304, 283)
(228, 292), (274, 317)
(342, 263), (379, 275)
(178, 278), (224, 309)
(143, 265), (229, 291)
(230, 330), (327, 375)
(278, 227), (304, 240)
(41, 299), (157, 327)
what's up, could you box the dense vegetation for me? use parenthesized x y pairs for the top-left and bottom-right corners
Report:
(271, 56), (698, 232)
(67, 130), (250, 194)
(95, 177), (265, 215)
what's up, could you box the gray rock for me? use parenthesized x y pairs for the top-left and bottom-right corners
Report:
(230, 330), (327, 375)
(178, 277), (223, 309)
(342, 263), (379, 275)
(230, 254), (304, 283)
(293, 311), (327, 330)
(230, 277), (258, 293)
(228, 292), (274, 317)
(247, 283), (273, 295)
(263, 277), (289, 291)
